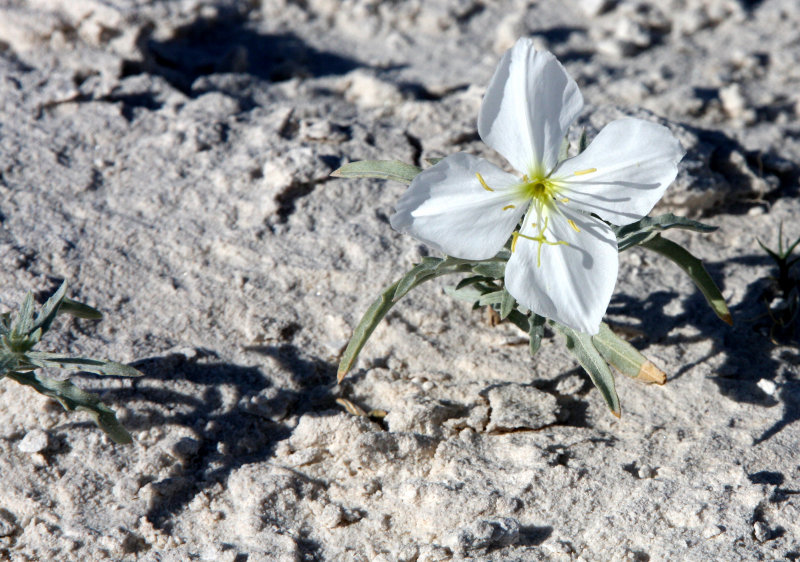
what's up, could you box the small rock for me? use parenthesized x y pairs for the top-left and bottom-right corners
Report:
(756, 379), (777, 397)
(446, 517), (520, 554)
(320, 503), (344, 528)
(18, 429), (50, 454)
(637, 464), (657, 479)
(719, 84), (747, 119)
(161, 434), (201, 461)
(753, 521), (771, 542)
(341, 70), (404, 109)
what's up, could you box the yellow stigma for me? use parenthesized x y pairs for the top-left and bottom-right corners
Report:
(476, 172), (494, 191)
(573, 168), (597, 176)
(510, 217), (568, 267)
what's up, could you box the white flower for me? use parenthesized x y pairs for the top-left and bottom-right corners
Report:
(390, 38), (685, 334)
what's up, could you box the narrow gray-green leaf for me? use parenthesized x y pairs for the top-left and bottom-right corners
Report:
(558, 134), (570, 162)
(455, 275), (492, 291)
(615, 214), (718, 252)
(478, 290), (506, 307)
(425, 157), (444, 166)
(578, 128), (588, 154)
(641, 234), (733, 325)
(32, 281), (68, 335)
(528, 314), (546, 356)
(11, 293), (35, 337)
(444, 284), (484, 304)
(394, 266), (432, 301)
(330, 160), (422, 184)
(499, 289), (516, 320)
(472, 262), (507, 278)
(5, 370), (133, 444)
(339, 260), (473, 381)
(554, 322), (621, 416)
(58, 297), (103, 320)
(592, 323), (666, 384)
(25, 352), (143, 377)
(0, 354), (18, 377)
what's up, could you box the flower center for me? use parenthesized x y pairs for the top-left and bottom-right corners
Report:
(518, 175), (560, 206)
(512, 173), (575, 267)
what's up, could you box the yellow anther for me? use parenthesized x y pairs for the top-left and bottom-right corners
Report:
(560, 197), (570, 203)
(573, 167), (597, 176)
(568, 219), (580, 232)
(476, 172), (494, 192)
(502, 204), (515, 211)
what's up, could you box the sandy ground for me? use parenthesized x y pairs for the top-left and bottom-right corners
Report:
(0, 0), (798, 560)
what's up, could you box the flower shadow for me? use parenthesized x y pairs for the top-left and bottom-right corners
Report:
(702, 255), (800, 443)
(611, 250), (799, 442)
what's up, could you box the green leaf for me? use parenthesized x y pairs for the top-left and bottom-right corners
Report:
(0, 354), (18, 377)
(32, 281), (68, 335)
(425, 158), (444, 166)
(11, 293), (35, 338)
(478, 290), (506, 307)
(454, 275), (493, 291)
(58, 298), (103, 320)
(614, 214), (717, 252)
(558, 134), (570, 162)
(5, 370), (133, 444)
(338, 257), (474, 380)
(392, 258), (442, 300)
(444, 284), (484, 304)
(578, 128), (588, 154)
(471, 261), (507, 278)
(330, 160), (422, 184)
(25, 351), (143, 377)
(499, 289), (516, 320)
(554, 322), (621, 417)
(506, 310), (530, 333)
(640, 234), (733, 325)
(528, 314), (546, 356)
(592, 323), (666, 384)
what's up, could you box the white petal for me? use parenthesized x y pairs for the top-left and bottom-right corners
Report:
(478, 38), (583, 175)
(553, 118), (685, 225)
(390, 153), (527, 260)
(505, 207), (618, 334)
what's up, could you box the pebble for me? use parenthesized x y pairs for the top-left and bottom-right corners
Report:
(753, 521), (770, 542)
(756, 379), (777, 396)
(445, 517), (520, 554)
(18, 429), (50, 454)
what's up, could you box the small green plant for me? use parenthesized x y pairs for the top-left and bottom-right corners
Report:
(1, 281), (142, 443)
(758, 223), (800, 343)
(331, 39), (732, 417)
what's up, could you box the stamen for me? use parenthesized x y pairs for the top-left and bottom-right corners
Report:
(568, 219), (580, 232)
(573, 168), (597, 176)
(560, 197), (569, 203)
(532, 217), (569, 267)
(502, 204), (515, 211)
(476, 172), (494, 192)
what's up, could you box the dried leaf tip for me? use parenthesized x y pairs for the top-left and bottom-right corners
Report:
(636, 361), (667, 385)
